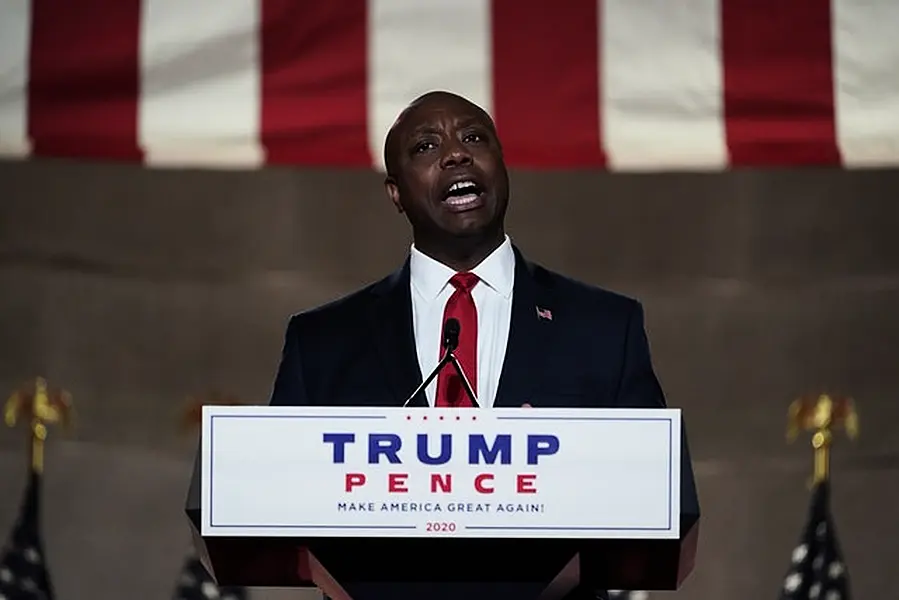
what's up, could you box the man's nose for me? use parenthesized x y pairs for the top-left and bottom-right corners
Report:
(439, 141), (473, 168)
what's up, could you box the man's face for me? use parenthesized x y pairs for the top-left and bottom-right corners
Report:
(385, 94), (509, 242)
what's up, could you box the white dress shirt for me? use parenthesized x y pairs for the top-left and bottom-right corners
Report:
(409, 235), (515, 408)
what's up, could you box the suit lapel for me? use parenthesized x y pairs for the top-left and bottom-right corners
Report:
(493, 247), (552, 408)
(368, 260), (426, 407)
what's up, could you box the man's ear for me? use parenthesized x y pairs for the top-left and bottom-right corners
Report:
(384, 176), (403, 213)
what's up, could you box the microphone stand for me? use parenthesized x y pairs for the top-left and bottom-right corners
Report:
(402, 350), (479, 409)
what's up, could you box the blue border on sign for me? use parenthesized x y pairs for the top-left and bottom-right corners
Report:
(206, 413), (675, 534)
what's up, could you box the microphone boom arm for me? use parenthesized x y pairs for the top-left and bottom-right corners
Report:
(401, 349), (480, 408)
(402, 349), (454, 408)
(447, 351), (479, 408)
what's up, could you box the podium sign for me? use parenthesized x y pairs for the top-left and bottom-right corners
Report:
(200, 406), (680, 541)
(187, 405), (700, 598)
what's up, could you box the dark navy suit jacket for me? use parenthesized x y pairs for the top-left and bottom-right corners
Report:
(268, 246), (700, 600)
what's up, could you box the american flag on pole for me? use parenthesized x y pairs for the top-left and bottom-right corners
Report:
(171, 551), (248, 600)
(1, 1), (898, 172)
(0, 472), (55, 600)
(778, 481), (851, 600)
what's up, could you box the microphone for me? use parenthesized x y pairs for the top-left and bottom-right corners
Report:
(443, 318), (460, 351)
(402, 318), (479, 408)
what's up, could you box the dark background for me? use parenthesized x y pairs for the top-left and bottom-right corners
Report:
(1, 158), (896, 598)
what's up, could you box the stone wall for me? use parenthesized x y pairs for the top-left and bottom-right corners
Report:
(1, 158), (897, 599)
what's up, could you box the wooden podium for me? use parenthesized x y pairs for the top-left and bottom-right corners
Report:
(184, 405), (700, 600)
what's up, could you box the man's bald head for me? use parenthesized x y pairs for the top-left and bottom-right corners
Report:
(380, 89), (510, 270)
(383, 91), (498, 177)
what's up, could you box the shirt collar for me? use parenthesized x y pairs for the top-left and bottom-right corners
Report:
(410, 235), (515, 301)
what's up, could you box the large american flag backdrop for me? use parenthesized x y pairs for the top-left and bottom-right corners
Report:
(0, 0), (897, 172)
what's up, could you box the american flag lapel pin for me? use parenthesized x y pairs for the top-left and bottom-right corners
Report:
(536, 306), (553, 321)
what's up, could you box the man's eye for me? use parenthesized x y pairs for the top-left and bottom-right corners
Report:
(463, 133), (484, 143)
(413, 141), (436, 153)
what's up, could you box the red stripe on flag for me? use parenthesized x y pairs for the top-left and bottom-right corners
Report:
(722, 0), (840, 166)
(491, 0), (605, 168)
(261, 0), (370, 167)
(28, 0), (142, 161)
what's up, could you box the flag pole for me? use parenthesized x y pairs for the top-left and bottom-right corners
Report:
(1, 377), (71, 600)
(4, 377), (74, 474)
(778, 393), (858, 600)
(786, 393), (859, 485)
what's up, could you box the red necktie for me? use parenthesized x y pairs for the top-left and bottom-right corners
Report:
(435, 273), (479, 407)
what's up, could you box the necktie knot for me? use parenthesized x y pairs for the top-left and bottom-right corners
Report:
(449, 272), (479, 293)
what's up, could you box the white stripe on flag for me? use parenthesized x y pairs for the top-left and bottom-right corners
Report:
(601, 0), (726, 170)
(0, 0), (32, 157)
(139, 0), (262, 168)
(832, 0), (899, 167)
(367, 0), (493, 171)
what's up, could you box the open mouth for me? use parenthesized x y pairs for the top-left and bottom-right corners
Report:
(442, 180), (484, 208)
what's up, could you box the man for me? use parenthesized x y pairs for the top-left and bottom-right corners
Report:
(269, 91), (698, 599)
